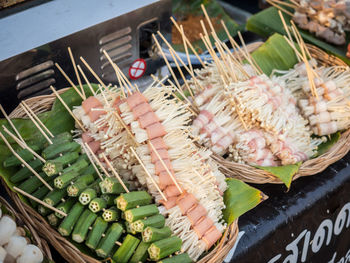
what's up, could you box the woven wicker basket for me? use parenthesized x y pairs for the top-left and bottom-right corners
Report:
(4, 89), (239, 263)
(214, 42), (350, 184)
(0, 193), (52, 261)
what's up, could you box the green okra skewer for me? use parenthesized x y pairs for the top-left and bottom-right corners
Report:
(55, 198), (75, 219)
(116, 191), (152, 211)
(101, 194), (117, 206)
(96, 223), (124, 258)
(142, 226), (172, 243)
(124, 204), (159, 222)
(148, 236), (182, 261)
(102, 207), (120, 222)
(47, 213), (60, 227)
(85, 217), (108, 250)
(99, 177), (128, 194)
(62, 158), (89, 174)
(54, 170), (79, 189)
(79, 188), (97, 205)
(72, 209), (97, 243)
(42, 141), (81, 159)
(30, 185), (51, 208)
(89, 198), (107, 213)
(125, 221), (137, 235)
(58, 202), (84, 236)
(131, 214), (165, 232)
(129, 241), (151, 263)
(67, 173), (96, 197)
(44, 132), (72, 147)
(113, 234), (140, 263)
(11, 159), (42, 183)
(157, 253), (193, 263)
(43, 151), (79, 176)
(3, 146), (40, 167)
(18, 172), (49, 194)
(43, 188), (66, 206)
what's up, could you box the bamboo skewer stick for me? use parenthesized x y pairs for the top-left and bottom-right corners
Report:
(21, 101), (54, 138)
(102, 154), (129, 193)
(0, 132), (53, 190)
(130, 147), (167, 201)
(81, 142), (104, 181)
(77, 64), (96, 96)
(148, 141), (183, 194)
(201, 4), (218, 37)
(0, 104), (26, 144)
(20, 104), (53, 144)
(170, 16), (206, 68)
(266, 0), (294, 16)
(80, 57), (109, 93)
(50, 86), (86, 132)
(180, 25), (193, 75)
(112, 111), (139, 147)
(84, 142), (110, 177)
(68, 47), (85, 99)
(14, 187), (66, 216)
(55, 63), (85, 100)
(269, 0), (298, 9)
(2, 126), (46, 163)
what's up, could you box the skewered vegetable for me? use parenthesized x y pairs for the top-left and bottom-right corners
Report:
(30, 186), (51, 208)
(54, 170), (79, 189)
(131, 214), (165, 232)
(47, 213), (60, 227)
(116, 191), (152, 211)
(18, 173), (49, 194)
(85, 217), (108, 250)
(101, 194), (117, 206)
(158, 253), (193, 263)
(148, 236), (182, 261)
(79, 188), (97, 205)
(124, 204), (159, 222)
(112, 234), (140, 263)
(67, 173), (96, 197)
(99, 177), (127, 194)
(11, 159), (42, 183)
(129, 241), (150, 263)
(42, 141), (80, 159)
(89, 197), (107, 213)
(142, 226), (172, 243)
(43, 188), (66, 206)
(42, 151), (79, 176)
(72, 209), (97, 243)
(55, 198), (75, 218)
(102, 207), (120, 222)
(58, 202), (84, 236)
(62, 158), (88, 174)
(45, 132), (72, 146)
(3, 146), (39, 167)
(96, 223), (124, 258)
(125, 221), (137, 235)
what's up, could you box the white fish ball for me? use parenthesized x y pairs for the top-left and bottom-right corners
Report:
(6, 236), (27, 258)
(0, 216), (17, 245)
(16, 244), (43, 263)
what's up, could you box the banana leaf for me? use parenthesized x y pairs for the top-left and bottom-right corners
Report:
(223, 178), (267, 225)
(246, 6), (350, 64)
(172, 0), (241, 54)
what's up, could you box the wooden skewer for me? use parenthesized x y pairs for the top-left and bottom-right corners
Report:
(77, 64), (95, 96)
(266, 0), (294, 16)
(220, 20), (244, 65)
(0, 132), (53, 190)
(50, 86), (86, 132)
(84, 142), (110, 177)
(22, 101), (54, 138)
(148, 141), (183, 194)
(112, 111), (139, 147)
(180, 25), (193, 75)
(270, 0), (298, 8)
(55, 63), (84, 100)
(290, 20), (313, 63)
(20, 103), (53, 144)
(0, 104), (26, 144)
(130, 147), (167, 201)
(14, 186), (65, 216)
(81, 142), (104, 181)
(170, 16), (206, 68)
(278, 10), (294, 49)
(102, 153), (129, 193)
(201, 4), (217, 37)
(80, 57), (109, 93)
(68, 47), (85, 99)
(2, 126), (46, 163)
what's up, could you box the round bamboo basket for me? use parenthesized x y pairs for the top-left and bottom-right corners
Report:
(0, 193), (52, 261)
(4, 89), (239, 263)
(214, 42), (350, 184)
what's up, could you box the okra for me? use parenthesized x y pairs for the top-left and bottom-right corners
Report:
(42, 141), (81, 159)
(3, 146), (39, 167)
(38, 205), (50, 216)
(157, 253), (193, 263)
(85, 217), (108, 250)
(124, 204), (159, 222)
(47, 213), (60, 227)
(58, 202), (84, 236)
(129, 241), (151, 263)
(79, 188), (97, 205)
(99, 177), (128, 194)
(131, 214), (165, 232)
(81, 164), (97, 176)
(45, 132), (73, 147)
(142, 226), (172, 243)
(43, 151), (79, 176)
(102, 207), (120, 222)
(54, 170), (79, 189)
(67, 174), (95, 197)
(30, 186), (51, 208)
(148, 236), (182, 261)
(11, 159), (42, 183)
(43, 188), (66, 206)
(18, 173), (49, 194)
(62, 158), (88, 174)
(101, 194), (116, 206)
(116, 191), (152, 211)
(89, 198), (107, 213)
(96, 223), (124, 258)
(55, 198), (75, 219)
(113, 234), (140, 263)
(72, 209), (97, 243)
(125, 221), (137, 235)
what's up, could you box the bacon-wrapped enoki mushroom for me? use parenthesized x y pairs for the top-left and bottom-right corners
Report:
(117, 85), (227, 260)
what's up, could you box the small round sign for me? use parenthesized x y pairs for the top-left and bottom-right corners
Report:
(128, 59), (147, 80)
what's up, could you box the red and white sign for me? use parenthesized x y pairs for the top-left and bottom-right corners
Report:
(129, 59), (146, 80)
